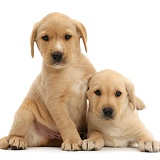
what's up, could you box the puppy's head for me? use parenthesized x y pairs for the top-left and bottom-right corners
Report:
(30, 12), (87, 68)
(87, 69), (135, 122)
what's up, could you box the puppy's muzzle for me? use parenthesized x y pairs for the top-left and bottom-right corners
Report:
(51, 52), (63, 63)
(102, 107), (114, 120)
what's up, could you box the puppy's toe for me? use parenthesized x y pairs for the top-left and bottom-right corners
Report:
(61, 139), (82, 151)
(94, 139), (104, 150)
(139, 140), (160, 152)
(8, 136), (27, 150)
(82, 139), (95, 151)
(152, 141), (160, 152)
(82, 139), (104, 151)
(0, 137), (9, 149)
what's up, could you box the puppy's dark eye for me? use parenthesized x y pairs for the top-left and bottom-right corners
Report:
(115, 91), (122, 97)
(42, 35), (49, 41)
(94, 90), (101, 96)
(65, 34), (71, 40)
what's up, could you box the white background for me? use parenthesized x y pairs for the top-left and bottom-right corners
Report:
(0, 0), (160, 159)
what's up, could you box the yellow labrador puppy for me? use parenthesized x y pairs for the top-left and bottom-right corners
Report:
(82, 69), (160, 152)
(0, 12), (96, 151)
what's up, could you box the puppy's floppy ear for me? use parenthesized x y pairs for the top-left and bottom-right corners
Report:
(135, 96), (146, 110)
(73, 20), (87, 52)
(125, 78), (136, 110)
(86, 74), (94, 99)
(30, 22), (39, 58)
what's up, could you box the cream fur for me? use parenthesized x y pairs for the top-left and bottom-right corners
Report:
(0, 12), (96, 151)
(82, 69), (160, 152)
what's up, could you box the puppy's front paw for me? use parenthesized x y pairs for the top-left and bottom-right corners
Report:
(82, 139), (104, 151)
(8, 136), (27, 150)
(139, 140), (160, 152)
(61, 139), (82, 151)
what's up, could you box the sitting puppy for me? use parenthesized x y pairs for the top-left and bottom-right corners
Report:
(0, 12), (96, 151)
(82, 69), (160, 152)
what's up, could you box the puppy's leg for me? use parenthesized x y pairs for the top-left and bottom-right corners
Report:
(7, 99), (35, 150)
(82, 131), (104, 151)
(136, 129), (160, 152)
(135, 96), (145, 110)
(47, 102), (82, 151)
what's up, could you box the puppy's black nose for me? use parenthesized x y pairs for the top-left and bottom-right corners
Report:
(102, 107), (114, 119)
(51, 52), (63, 63)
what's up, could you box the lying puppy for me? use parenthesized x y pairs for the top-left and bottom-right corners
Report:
(0, 12), (96, 151)
(82, 69), (160, 152)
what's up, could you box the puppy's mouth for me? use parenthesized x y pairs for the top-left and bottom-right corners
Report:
(53, 61), (64, 67)
(43, 59), (65, 69)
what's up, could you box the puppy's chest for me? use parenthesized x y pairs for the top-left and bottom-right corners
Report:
(46, 74), (86, 95)
(44, 70), (87, 109)
(68, 80), (87, 107)
(71, 81), (86, 95)
(102, 125), (135, 147)
(67, 72), (87, 96)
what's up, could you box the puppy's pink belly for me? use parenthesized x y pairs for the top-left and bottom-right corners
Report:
(27, 122), (62, 147)
(36, 122), (61, 140)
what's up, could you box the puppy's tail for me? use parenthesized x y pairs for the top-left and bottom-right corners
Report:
(0, 136), (9, 149)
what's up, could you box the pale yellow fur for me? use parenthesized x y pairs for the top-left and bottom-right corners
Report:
(82, 69), (160, 152)
(0, 12), (96, 151)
